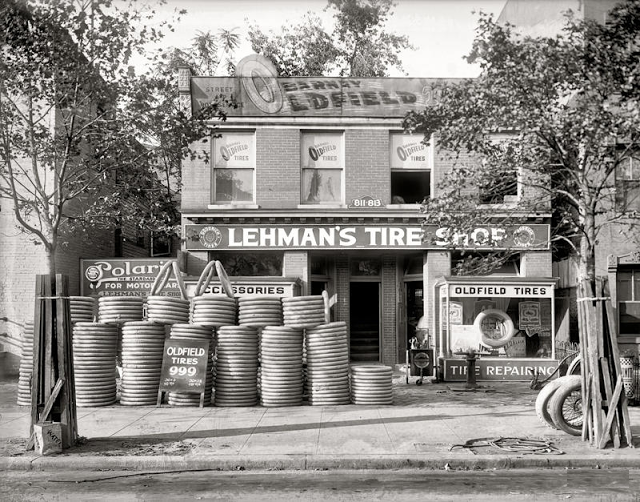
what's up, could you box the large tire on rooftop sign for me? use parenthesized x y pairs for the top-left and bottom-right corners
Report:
(549, 375), (583, 436)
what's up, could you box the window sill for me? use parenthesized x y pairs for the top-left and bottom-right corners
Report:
(296, 204), (346, 209)
(207, 204), (260, 210)
(386, 203), (422, 209)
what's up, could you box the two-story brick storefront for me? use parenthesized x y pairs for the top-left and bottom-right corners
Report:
(178, 55), (561, 381)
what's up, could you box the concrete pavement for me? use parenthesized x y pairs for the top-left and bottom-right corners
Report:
(1, 369), (638, 472)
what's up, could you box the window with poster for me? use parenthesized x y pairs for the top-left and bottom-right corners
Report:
(389, 132), (431, 205)
(211, 131), (255, 204)
(437, 277), (557, 360)
(300, 131), (344, 206)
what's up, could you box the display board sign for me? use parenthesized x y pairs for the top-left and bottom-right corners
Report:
(185, 223), (550, 251)
(81, 258), (182, 297)
(450, 284), (554, 298)
(158, 339), (210, 397)
(443, 358), (559, 381)
(184, 278), (299, 298)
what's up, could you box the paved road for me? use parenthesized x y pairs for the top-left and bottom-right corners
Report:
(2, 468), (639, 501)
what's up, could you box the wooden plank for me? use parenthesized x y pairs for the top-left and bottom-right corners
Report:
(43, 276), (53, 405)
(40, 378), (64, 423)
(29, 275), (45, 444)
(55, 274), (77, 448)
(582, 373), (593, 443)
(598, 376), (624, 449)
(577, 282), (591, 443)
(603, 287), (635, 448)
(599, 357), (620, 448)
(584, 281), (604, 445)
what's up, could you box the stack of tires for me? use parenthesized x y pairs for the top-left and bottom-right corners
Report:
(535, 370), (582, 436)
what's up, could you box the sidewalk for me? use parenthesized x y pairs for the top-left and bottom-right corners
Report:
(1, 369), (639, 472)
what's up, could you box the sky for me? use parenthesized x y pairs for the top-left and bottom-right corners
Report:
(138, 0), (508, 78)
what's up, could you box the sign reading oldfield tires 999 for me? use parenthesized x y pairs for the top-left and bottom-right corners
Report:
(81, 258), (182, 297)
(159, 339), (209, 393)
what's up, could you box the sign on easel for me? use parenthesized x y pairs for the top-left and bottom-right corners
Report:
(157, 339), (210, 407)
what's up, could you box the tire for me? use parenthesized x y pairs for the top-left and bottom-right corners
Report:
(474, 309), (515, 348)
(566, 355), (581, 376)
(549, 375), (583, 436)
(535, 377), (570, 429)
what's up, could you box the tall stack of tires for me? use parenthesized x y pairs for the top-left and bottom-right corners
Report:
(72, 322), (119, 407)
(16, 321), (34, 406)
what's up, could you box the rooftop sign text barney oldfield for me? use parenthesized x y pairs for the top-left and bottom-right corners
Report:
(189, 54), (453, 118)
(184, 224), (550, 251)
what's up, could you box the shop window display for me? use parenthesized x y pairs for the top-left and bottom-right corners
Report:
(389, 132), (431, 205)
(300, 131), (343, 205)
(211, 131), (255, 204)
(438, 279), (556, 360)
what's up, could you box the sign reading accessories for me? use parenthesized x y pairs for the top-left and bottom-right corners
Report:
(185, 224), (550, 251)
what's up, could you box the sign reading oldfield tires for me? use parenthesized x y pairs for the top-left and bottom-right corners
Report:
(159, 339), (210, 393)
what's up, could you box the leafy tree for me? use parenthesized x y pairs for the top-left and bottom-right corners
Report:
(247, 0), (413, 77)
(0, 0), (231, 274)
(402, 2), (640, 287)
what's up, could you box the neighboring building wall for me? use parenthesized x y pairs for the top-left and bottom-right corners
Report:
(0, 203), (113, 355)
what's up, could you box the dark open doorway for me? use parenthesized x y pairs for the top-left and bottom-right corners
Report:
(349, 282), (380, 362)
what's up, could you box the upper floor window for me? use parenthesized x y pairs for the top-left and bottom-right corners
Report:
(389, 132), (431, 205)
(301, 131), (343, 205)
(211, 131), (255, 204)
(479, 134), (519, 205)
(615, 155), (640, 213)
(617, 268), (640, 336)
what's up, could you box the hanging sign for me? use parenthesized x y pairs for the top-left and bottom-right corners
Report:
(184, 223), (550, 251)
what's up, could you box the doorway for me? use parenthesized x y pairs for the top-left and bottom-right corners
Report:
(349, 282), (380, 362)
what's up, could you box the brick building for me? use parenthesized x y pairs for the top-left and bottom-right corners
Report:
(179, 55), (560, 381)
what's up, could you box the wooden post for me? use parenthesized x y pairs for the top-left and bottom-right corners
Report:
(29, 274), (78, 451)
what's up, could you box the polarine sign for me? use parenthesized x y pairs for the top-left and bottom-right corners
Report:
(184, 224), (550, 251)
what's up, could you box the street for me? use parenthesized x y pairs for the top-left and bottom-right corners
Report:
(1, 468), (638, 501)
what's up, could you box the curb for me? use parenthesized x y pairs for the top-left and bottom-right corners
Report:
(2, 454), (640, 472)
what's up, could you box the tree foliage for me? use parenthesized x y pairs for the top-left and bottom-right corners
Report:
(403, 2), (640, 281)
(0, 0), (231, 273)
(247, 0), (413, 77)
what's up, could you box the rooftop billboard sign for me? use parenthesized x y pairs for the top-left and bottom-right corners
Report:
(190, 54), (452, 118)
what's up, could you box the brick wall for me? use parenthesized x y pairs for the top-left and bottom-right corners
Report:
(345, 129), (389, 204)
(381, 255), (397, 365)
(181, 137), (211, 211)
(425, 251), (451, 355)
(335, 255), (350, 327)
(0, 206), (114, 352)
(257, 129), (300, 208)
(283, 251), (309, 294)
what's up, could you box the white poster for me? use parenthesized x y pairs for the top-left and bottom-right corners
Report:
(214, 132), (255, 168)
(301, 132), (343, 169)
(390, 133), (432, 170)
